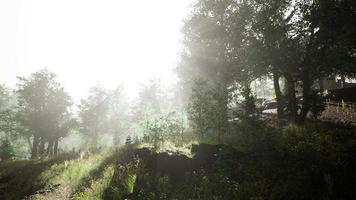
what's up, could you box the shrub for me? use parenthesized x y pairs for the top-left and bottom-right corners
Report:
(0, 138), (14, 160)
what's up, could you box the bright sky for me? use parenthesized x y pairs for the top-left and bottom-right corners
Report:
(0, 0), (192, 101)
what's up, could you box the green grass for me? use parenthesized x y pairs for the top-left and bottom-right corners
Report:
(0, 154), (77, 199)
(0, 151), (115, 200)
(42, 152), (109, 189)
(137, 140), (193, 157)
(2, 122), (355, 200)
(72, 164), (115, 200)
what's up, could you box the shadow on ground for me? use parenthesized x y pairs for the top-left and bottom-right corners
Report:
(0, 154), (78, 200)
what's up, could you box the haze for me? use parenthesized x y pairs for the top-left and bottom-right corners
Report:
(0, 0), (191, 100)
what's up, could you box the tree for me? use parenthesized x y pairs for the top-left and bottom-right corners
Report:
(295, 0), (356, 121)
(0, 85), (18, 139)
(0, 85), (15, 111)
(79, 84), (109, 148)
(187, 78), (214, 140)
(0, 138), (14, 160)
(134, 79), (168, 142)
(16, 69), (73, 158)
(248, 0), (356, 122)
(107, 85), (130, 146)
(136, 79), (165, 116)
(181, 0), (356, 124)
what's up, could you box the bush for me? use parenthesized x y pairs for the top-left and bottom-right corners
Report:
(0, 139), (14, 160)
(224, 120), (356, 199)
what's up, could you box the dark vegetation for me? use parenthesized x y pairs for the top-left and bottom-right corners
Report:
(0, 0), (355, 199)
(101, 122), (356, 200)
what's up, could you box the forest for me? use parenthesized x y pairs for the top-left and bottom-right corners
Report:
(0, 0), (356, 199)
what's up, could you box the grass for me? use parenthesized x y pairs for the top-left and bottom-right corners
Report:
(72, 164), (115, 200)
(0, 154), (79, 199)
(42, 152), (108, 188)
(0, 151), (116, 200)
(1, 121), (355, 199)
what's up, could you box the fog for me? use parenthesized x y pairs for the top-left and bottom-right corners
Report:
(1, 0), (355, 199)
(0, 0), (191, 100)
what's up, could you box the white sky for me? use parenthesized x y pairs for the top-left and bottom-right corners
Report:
(0, 0), (192, 101)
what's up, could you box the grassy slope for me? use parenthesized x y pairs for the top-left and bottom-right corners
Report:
(1, 122), (355, 200)
(0, 150), (118, 200)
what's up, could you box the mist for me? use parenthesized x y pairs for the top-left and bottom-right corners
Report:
(1, 0), (356, 199)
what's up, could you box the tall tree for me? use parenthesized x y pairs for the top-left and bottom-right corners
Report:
(0, 85), (18, 159)
(0, 85), (17, 137)
(79, 84), (109, 148)
(16, 69), (72, 158)
(187, 78), (214, 140)
(181, 0), (356, 124)
(107, 85), (130, 146)
(137, 79), (164, 114)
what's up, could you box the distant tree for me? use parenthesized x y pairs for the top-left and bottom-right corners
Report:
(107, 85), (130, 146)
(0, 85), (14, 110)
(125, 135), (132, 145)
(0, 85), (19, 138)
(79, 84), (109, 148)
(134, 79), (171, 145)
(136, 79), (165, 116)
(16, 69), (73, 158)
(0, 110), (19, 140)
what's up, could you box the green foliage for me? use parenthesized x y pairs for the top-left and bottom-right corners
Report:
(16, 69), (73, 158)
(137, 79), (165, 114)
(177, 171), (240, 200)
(125, 135), (132, 145)
(107, 85), (131, 146)
(0, 84), (16, 111)
(138, 105), (187, 149)
(78, 84), (109, 148)
(180, 0), (356, 122)
(232, 82), (259, 121)
(0, 138), (14, 160)
(0, 109), (19, 139)
(10, 137), (31, 159)
(220, 119), (356, 199)
(186, 78), (212, 137)
(309, 91), (326, 119)
(122, 173), (136, 194)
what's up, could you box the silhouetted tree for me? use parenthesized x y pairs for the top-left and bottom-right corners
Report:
(180, 0), (356, 124)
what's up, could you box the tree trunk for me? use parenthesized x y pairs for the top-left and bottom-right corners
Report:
(299, 77), (312, 122)
(273, 72), (284, 120)
(46, 139), (54, 156)
(38, 137), (45, 156)
(180, 117), (184, 144)
(318, 78), (324, 92)
(285, 74), (297, 122)
(54, 138), (59, 156)
(31, 135), (40, 159)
